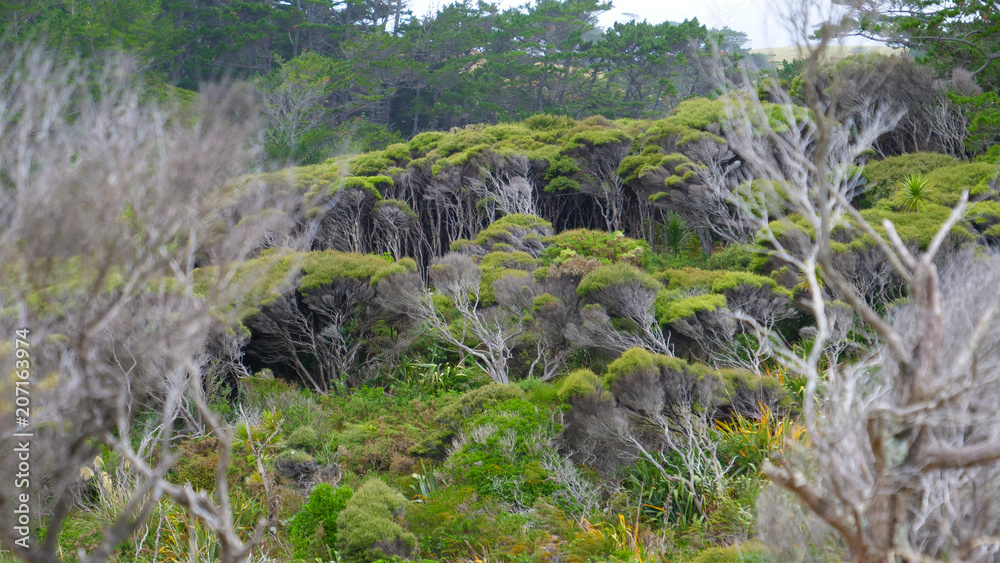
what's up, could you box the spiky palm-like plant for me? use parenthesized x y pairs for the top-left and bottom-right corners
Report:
(664, 212), (693, 255)
(899, 173), (930, 212)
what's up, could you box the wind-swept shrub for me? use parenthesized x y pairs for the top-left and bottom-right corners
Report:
(246, 251), (417, 394)
(571, 264), (670, 355)
(379, 253), (536, 383)
(563, 347), (784, 487)
(458, 214), (554, 256)
(543, 229), (649, 266)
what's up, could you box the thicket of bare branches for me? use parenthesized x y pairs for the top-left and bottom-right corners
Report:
(714, 3), (1000, 560)
(0, 48), (298, 563)
(246, 276), (399, 395)
(380, 254), (532, 384)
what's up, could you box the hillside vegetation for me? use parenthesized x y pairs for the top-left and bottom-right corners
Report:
(2, 1), (1000, 562)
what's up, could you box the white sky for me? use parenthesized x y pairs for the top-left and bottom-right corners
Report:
(406, 0), (876, 49)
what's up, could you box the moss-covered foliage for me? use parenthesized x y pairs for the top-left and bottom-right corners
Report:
(299, 251), (416, 290)
(272, 101), (729, 205)
(649, 267), (791, 328)
(336, 479), (416, 562)
(666, 97), (726, 130)
(542, 229), (649, 266)
(860, 202), (978, 248)
(577, 263), (663, 296)
(286, 425), (322, 452)
(557, 368), (605, 401)
(655, 292), (728, 325)
(705, 244), (758, 272)
(193, 249), (302, 315)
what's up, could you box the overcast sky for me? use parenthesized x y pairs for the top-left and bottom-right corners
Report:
(406, 0), (873, 49)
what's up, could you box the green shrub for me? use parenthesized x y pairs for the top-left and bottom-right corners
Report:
(382, 143), (411, 161)
(564, 127), (631, 152)
(373, 198), (417, 222)
(924, 162), (999, 204)
(545, 175), (581, 192)
(517, 377), (562, 406)
(710, 271), (790, 296)
(860, 202), (977, 249)
(719, 367), (789, 413)
(657, 267), (725, 291)
(286, 484), (353, 559)
(171, 437), (224, 492)
(331, 414), (438, 475)
(298, 251), (415, 291)
(878, 163), (998, 211)
(472, 214), (553, 247)
(448, 398), (560, 506)
(405, 486), (538, 558)
(656, 293), (727, 325)
(336, 479), (416, 562)
(286, 426), (322, 452)
(435, 383), (525, 427)
(620, 150), (696, 184)
(275, 448), (314, 467)
(974, 144), (1000, 163)
(542, 229), (648, 266)
(557, 369), (603, 402)
(524, 113), (577, 132)
(666, 97), (726, 130)
(641, 119), (714, 148)
(404, 486), (489, 557)
(577, 263), (662, 297)
(603, 348), (656, 386)
(479, 250), (539, 272)
(171, 454), (219, 492)
(691, 542), (769, 563)
(349, 151), (394, 176)
(604, 347), (715, 390)
(408, 131), (447, 153)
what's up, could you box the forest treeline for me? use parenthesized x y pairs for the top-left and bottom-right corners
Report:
(0, 0), (766, 161)
(4, 0), (995, 164)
